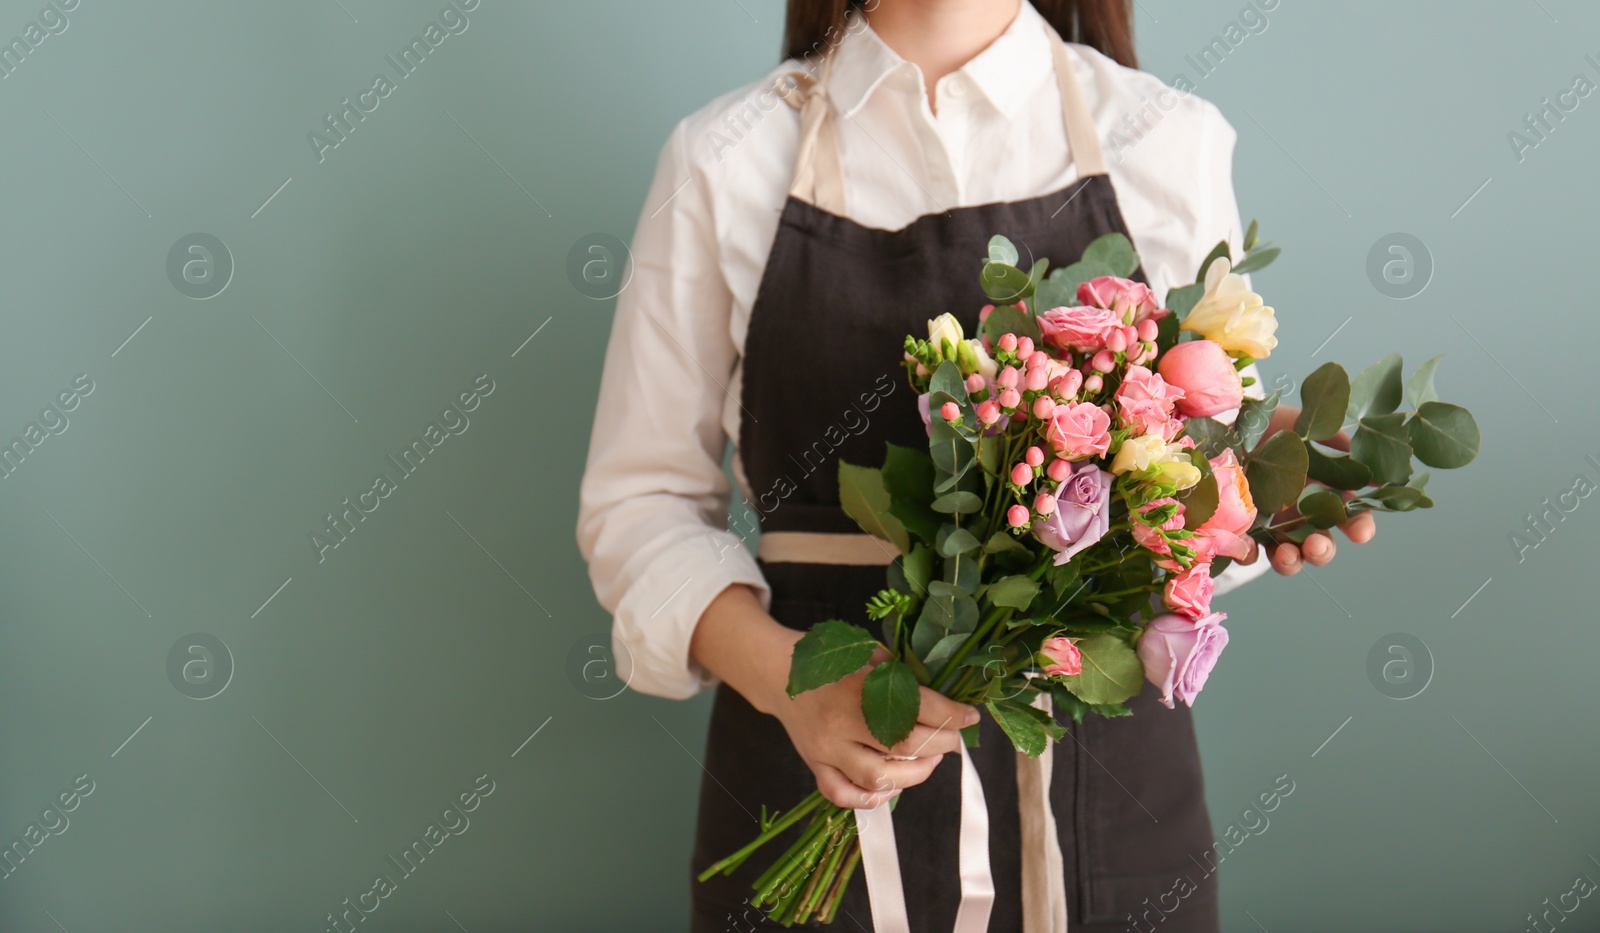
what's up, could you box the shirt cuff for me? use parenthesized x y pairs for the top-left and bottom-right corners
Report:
(611, 528), (771, 700)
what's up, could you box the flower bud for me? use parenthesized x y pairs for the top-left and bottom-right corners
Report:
(1032, 395), (1056, 419)
(976, 400), (1001, 425)
(1035, 493), (1058, 515)
(1025, 367), (1049, 391)
(1010, 462), (1033, 486)
(1106, 329), (1128, 353)
(1084, 373), (1103, 392)
(1137, 319), (1159, 342)
(941, 401), (961, 422)
(1054, 369), (1083, 399)
(999, 387), (1022, 409)
(997, 366), (1020, 389)
(965, 373), (987, 394)
(1091, 349), (1117, 373)
(998, 333), (1018, 353)
(1046, 458), (1071, 482)
(979, 304), (995, 322)
(1025, 446), (1045, 467)
(1007, 504), (1030, 528)
(1016, 337), (1035, 357)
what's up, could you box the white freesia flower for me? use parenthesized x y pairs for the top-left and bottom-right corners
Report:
(1180, 257), (1278, 359)
(927, 313), (965, 351)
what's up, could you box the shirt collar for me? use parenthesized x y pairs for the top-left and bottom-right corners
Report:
(826, 1), (1056, 121)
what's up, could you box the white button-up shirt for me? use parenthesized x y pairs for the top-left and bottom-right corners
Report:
(577, 1), (1269, 700)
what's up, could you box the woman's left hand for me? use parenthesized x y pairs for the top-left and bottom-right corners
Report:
(1237, 404), (1376, 576)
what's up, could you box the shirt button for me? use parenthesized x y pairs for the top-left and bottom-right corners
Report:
(946, 78), (967, 97)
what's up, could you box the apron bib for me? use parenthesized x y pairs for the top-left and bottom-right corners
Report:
(692, 25), (1218, 933)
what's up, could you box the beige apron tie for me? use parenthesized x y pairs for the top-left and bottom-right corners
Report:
(764, 19), (1113, 933)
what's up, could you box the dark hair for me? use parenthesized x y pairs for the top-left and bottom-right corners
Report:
(783, 0), (1137, 69)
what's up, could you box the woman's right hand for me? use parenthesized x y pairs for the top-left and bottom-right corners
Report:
(770, 647), (980, 809)
(691, 583), (979, 811)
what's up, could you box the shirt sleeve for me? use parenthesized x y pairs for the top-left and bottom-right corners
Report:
(1189, 101), (1273, 601)
(576, 119), (771, 701)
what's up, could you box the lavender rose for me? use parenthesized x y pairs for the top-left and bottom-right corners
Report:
(1137, 612), (1230, 708)
(1032, 461), (1113, 565)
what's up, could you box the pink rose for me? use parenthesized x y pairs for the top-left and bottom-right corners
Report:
(1157, 340), (1244, 417)
(1114, 365), (1185, 435)
(1039, 636), (1083, 676)
(1138, 612), (1229, 708)
(1195, 449), (1257, 560)
(1044, 402), (1112, 460)
(1039, 305), (1122, 352)
(1164, 563), (1215, 619)
(1077, 276), (1169, 325)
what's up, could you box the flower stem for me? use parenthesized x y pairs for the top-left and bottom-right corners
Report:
(698, 791), (824, 881)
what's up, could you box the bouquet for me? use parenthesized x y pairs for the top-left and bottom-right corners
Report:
(699, 225), (1479, 925)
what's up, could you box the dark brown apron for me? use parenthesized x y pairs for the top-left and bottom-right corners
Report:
(691, 25), (1219, 933)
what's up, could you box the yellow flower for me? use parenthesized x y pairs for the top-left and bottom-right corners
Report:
(1111, 433), (1202, 490)
(1180, 257), (1278, 359)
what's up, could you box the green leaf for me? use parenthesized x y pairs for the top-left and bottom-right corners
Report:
(1082, 232), (1139, 277)
(986, 575), (1041, 610)
(883, 443), (941, 542)
(982, 303), (1043, 344)
(787, 621), (878, 697)
(1231, 245), (1280, 275)
(961, 722), (981, 748)
(1155, 310), (1181, 355)
(918, 585), (978, 635)
(1297, 489), (1348, 529)
(1047, 259), (1115, 299)
(1406, 355), (1443, 408)
(1294, 362), (1351, 441)
(1407, 402), (1479, 469)
(983, 532), (1026, 555)
(1175, 468), (1220, 529)
(1367, 485), (1430, 511)
(1244, 430), (1309, 516)
(1182, 416), (1243, 460)
(1196, 239), (1231, 283)
(1166, 282), (1205, 320)
(1304, 443), (1372, 490)
(980, 262), (1033, 303)
(987, 235), (1019, 267)
(861, 660), (921, 747)
(1350, 412), (1412, 485)
(1031, 278), (1075, 317)
(985, 696), (1065, 759)
(1054, 632), (1144, 706)
(1243, 219), (1260, 252)
(929, 419), (976, 487)
(838, 462), (911, 553)
(1235, 390), (1281, 450)
(899, 544), (935, 596)
(1347, 354), (1404, 420)
(924, 633), (970, 667)
(928, 359), (971, 409)
(936, 525), (981, 557)
(932, 491), (983, 514)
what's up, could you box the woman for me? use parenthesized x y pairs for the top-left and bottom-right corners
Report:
(578, 1), (1371, 930)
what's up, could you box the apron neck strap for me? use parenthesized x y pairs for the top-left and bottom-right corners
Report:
(1041, 20), (1108, 178)
(788, 16), (1109, 214)
(787, 50), (847, 215)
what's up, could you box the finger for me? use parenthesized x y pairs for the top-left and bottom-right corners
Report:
(836, 747), (940, 801)
(1340, 510), (1377, 544)
(887, 722), (964, 759)
(1269, 541), (1302, 576)
(812, 763), (892, 810)
(916, 688), (980, 731)
(1322, 429), (1352, 453)
(1301, 531), (1336, 566)
(1237, 536), (1261, 566)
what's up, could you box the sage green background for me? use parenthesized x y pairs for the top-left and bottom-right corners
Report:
(0, 1), (1594, 931)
